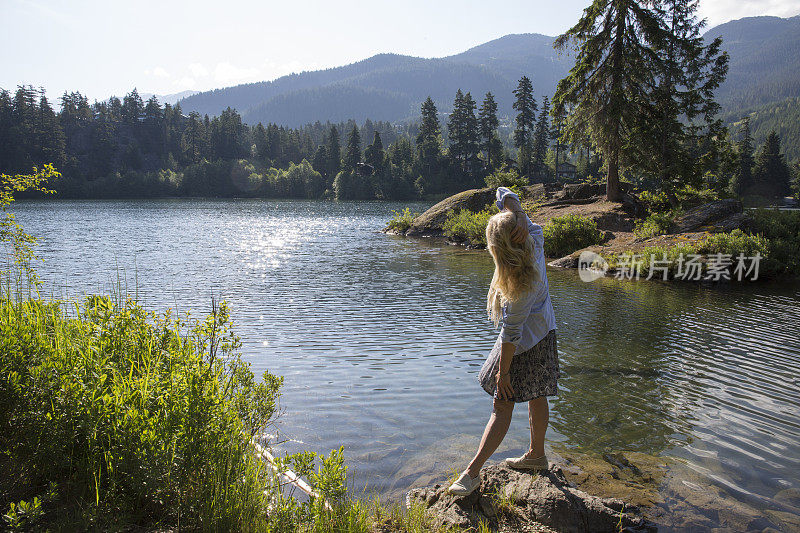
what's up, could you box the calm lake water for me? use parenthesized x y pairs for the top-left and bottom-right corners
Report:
(15, 199), (800, 530)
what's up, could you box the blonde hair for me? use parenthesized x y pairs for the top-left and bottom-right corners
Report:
(486, 211), (540, 326)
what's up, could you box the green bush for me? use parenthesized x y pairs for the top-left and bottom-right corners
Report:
(484, 167), (529, 190)
(385, 207), (417, 233)
(442, 207), (496, 246)
(609, 230), (771, 279)
(638, 186), (719, 213)
(633, 212), (674, 239)
(543, 214), (605, 257)
(0, 296), (283, 529)
(749, 208), (800, 276)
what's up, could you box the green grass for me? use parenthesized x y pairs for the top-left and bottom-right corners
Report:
(442, 206), (497, 247)
(543, 214), (606, 257)
(386, 207), (418, 233)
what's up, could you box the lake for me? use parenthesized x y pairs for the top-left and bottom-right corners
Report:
(15, 199), (800, 531)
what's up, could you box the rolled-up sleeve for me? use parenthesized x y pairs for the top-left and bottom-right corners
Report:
(495, 187), (520, 211)
(499, 298), (528, 347)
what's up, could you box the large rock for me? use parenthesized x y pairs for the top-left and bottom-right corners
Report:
(408, 462), (654, 532)
(669, 199), (743, 234)
(405, 188), (496, 237)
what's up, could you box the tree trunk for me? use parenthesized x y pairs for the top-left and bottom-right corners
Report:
(607, 151), (622, 202)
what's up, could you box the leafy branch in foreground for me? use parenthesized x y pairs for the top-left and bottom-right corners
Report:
(0, 164), (59, 283)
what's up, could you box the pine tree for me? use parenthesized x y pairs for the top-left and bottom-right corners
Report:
(553, 0), (667, 201)
(364, 131), (385, 173)
(532, 95), (550, 179)
(416, 96), (441, 175)
(181, 112), (207, 164)
(447, 90), (479, 174)
(312, 145), (328, 177)
(513, 76), (537, 177)
(478, 92), (500, 170)
(343, 124), (361, 173)
(121, 89), (144, 124)
(636, 0), (728, 204)
(730, 118), (754, 197)
(326, 126), (341, 178)
(752, 131), (791, 197)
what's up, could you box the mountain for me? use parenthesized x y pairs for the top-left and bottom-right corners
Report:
(706, 15), (800, 110)
(139, 90), (199, 106)
(177, 15), (800, 161)
(178, 34), (572, 126)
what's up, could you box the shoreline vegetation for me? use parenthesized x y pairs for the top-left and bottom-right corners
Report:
(385, 181), (800, 283)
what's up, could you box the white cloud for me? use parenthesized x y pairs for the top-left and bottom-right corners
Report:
(188, 63), (210, 78)
(699, 0), (800, 26)
(213, 62), (261, 85)
(175, 77), (197, 90)
(152, 66), (170, 78)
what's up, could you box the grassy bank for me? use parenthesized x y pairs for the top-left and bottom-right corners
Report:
(0, 293), (455, 532)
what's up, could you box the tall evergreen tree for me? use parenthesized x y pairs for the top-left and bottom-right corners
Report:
(636, 0), (728, 204)
(312, 145), (328, 177)
(326, 126), (341, 179)
(447, 90), (479, 174)
(730, 117), (754, 197)
(181, 112), (207, 164)
(512, 76), (537, 177)
(416, 96), (441, 175)
(364, 131), (385, 173)
(532, 95), (550, 179)
(343, 124), (361, 173)
(478, 92), (501, 170)
(752, 131), (792, 197)
(553, 0), (667, 201)
(121, 89), (144, 124)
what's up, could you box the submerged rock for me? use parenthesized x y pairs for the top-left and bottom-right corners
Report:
(407, 462), (654, 532)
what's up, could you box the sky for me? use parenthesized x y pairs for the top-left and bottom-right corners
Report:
(2, 0), (800, 103)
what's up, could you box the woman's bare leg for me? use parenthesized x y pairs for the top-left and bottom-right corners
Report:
(526, 396), (549, 458)
(465, 398), (515, 478)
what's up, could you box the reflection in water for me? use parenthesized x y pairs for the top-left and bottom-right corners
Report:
(14, 198), (800, 529)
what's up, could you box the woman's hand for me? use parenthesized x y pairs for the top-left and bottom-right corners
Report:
(496, 371), (514, 401)
(510, 211), (528, 244)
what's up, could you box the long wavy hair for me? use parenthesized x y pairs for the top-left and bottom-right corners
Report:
(486, 211), (540, 326)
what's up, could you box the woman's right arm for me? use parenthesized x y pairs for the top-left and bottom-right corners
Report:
(496, 187), (528, 244)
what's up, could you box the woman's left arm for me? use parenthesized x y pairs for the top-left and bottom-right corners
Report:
(496, 298), (527, 400)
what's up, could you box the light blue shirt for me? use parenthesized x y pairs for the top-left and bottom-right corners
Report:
(495, 187), (557, 352)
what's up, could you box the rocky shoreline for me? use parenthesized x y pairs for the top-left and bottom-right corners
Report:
(385, 183), (760, 274)
(401, 449), (800, 532)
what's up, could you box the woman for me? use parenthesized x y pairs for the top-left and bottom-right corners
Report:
(448, 187), (559, 496)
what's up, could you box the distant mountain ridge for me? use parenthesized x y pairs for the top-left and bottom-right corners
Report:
(178, 15), (800, 133)
(179, 33), (572, 126)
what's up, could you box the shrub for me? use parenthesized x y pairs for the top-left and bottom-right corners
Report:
(543, 214), (605, 257)
(0, 296), (284, 529)
(385, 207), (417, 233)
(608, 230), (772, 280)
(638, 186), (719, 214)
(633, 212), (674, 239)
(485, 167), (529, 190)
(751, 208), (800, 276)
(443, 207), (496, 246)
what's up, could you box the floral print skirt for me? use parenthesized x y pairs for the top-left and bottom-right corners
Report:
(478, 329), (559, 402)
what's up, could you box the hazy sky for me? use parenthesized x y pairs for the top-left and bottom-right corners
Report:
(2, 0), (800, 103)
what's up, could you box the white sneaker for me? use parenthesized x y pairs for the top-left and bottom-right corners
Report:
(447, 471), (480, 496)
(504, 453), (548, 471)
